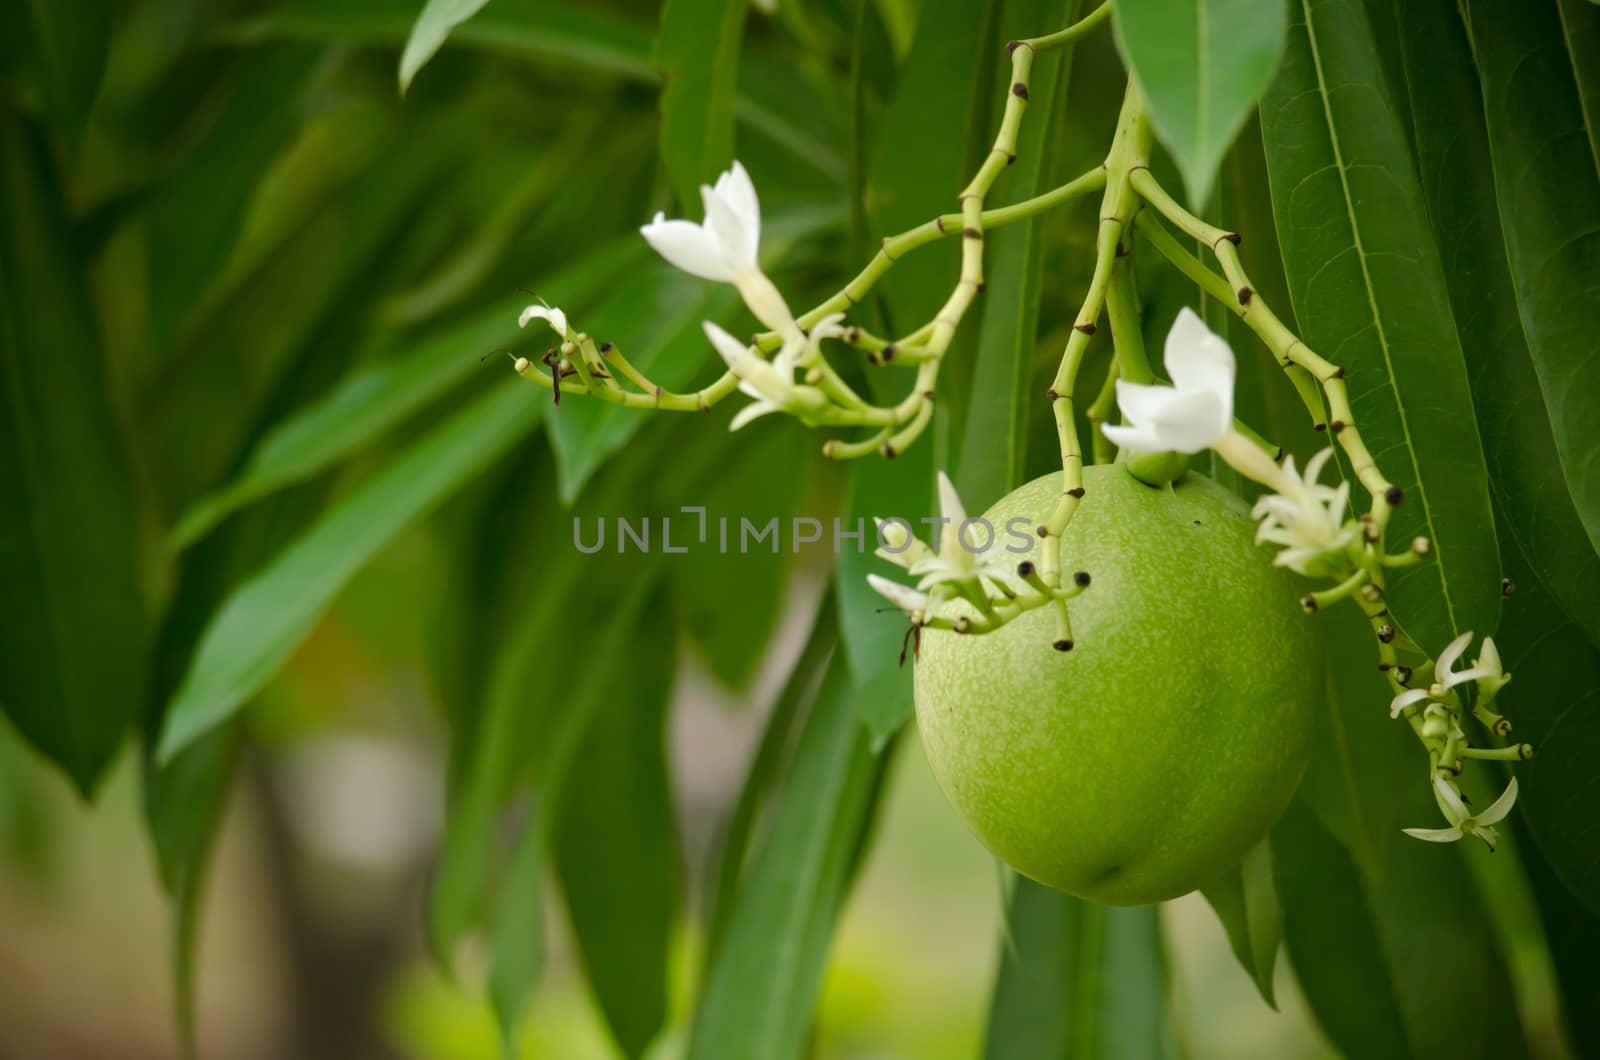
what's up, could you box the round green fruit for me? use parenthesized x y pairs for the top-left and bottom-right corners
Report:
(913, 464), (1320, 905)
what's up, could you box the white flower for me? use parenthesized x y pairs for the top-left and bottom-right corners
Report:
(702, 321), (824, 430)
(1103, 308), (1235, 454)
(1474, 636), (1511, 697)
(907, 472), (1015, 592)
(1430, 630), (1499, 698)
(867, 573), (932, 616)
(1403, 776), (1518, 850)
(519, 304), (569, 338)
(640, 161), (797, 334)
(1388, 629), (1499, 718)
(1251, 448), (1358, 576)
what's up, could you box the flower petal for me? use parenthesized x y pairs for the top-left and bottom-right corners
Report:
(729, 400), (780, 431)
(1389, 688), (1431, 718)
(1163, 307), (1236, 417)
(1474, 776), (1519, 827)
(1441, 665), (1497, 690)
(1302, 447), (1336, 486)
(713, 161), (761, 264)
(641, 214), (736, 281)
(1101, 421), (1173, 453)
(518, 304), (568, 336)
(1402, 826), (1465, 843)
(1434, 630), (1475, 679)
(701, 183), (754, 274)
(703, 320), (757, 372)
(1140, 388), (1230, 453)
(867, 573), (929, 613)
(1432, 776), (1472, 826)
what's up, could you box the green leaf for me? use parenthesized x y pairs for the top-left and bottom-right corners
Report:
(703, 596), (836, 961)
(1113, 0), (1288, 206)
(1275, 795), (1529, 1059)
(232, 0), (656, 81)
(956, 0), (1079, 508)
(1465, 0), (1600, 559)
(983, 877), (1172, 1059)
(0, 114), (148, 794)
(1199, 838), (1281, 1009)
(552, 595), (679, 1058)
(1393, 0), (1600, 648)
(171, 238), (646, 549)
(655, 0), (747, 210)
(1490, 510), (1600, 919)
(427, 467), (652, 967)
(17, 0), (109, 141)
(1519, 829), (1600, 1056)
(486, 808), (545, 1053)
(687, 655), (886, 1060)
(670, 425), (809, 690)
(226, 0), (843, 181)
(1294, 604), (1413, 879)
(1259, 0), (1500, 653)
(399, 0), (492, 93)
(144, 46), (321, 344)
(156, 382), (542, 762)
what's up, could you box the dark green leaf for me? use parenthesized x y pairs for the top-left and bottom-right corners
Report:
(1113, 0), (1288, 206)
(1260, 0), (1500, 653)
(670, 425), (810, 689)
(1394, 0), (1600, 648)
(1275, 795), (1528, 1059)
(984, 877), (1172, 1059)
(17, 0), (109, 140)
(171, 238), (645, 549)
(1295, 604), (1413, 879)
(144, 46), (320, 344)
(687, 655), (886, 1060)
(399, 0), (492, 93)
(0, 114), (147, 794)
(427, 475), (651, 967)
(1466, 0), (1600, 558)
(655, 0), (747, 209)
(156, 382), (542, 762)
(1518, 827), (1600, 1057)
(232, 0), (656, 81)
(1490, 510), (1600, 919)
(552, 594), (679, 1058)
(1199, 838), (1281, 1009)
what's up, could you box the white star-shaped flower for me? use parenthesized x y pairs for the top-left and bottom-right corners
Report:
(519, 304), (569, 339)
(1388, 629), (1500, 718)
(702, 321), (825, 430)
(1103, 308), (1235, 454)
(907, 472), (1015, 593)
(640, 161), (797, 334)
(1403, 776), (1518, 850)
(1251, 448), (1358, 577)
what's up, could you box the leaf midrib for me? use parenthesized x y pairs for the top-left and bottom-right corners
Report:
(1299, 0), (1461, 637)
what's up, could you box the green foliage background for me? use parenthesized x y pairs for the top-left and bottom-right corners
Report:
(1, 0), (1598, 1056)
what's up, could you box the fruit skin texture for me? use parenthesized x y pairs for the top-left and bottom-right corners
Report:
(914, 464), (1319, 905)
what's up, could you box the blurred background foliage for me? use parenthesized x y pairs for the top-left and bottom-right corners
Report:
(1, 0), (1598, 1057)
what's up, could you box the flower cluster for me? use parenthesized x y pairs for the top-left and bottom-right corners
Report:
(1251, 449), (1358, 578)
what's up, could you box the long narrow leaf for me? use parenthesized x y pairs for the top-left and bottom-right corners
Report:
(157, 382), (542, 761)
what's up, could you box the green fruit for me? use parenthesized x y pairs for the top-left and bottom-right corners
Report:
(914, 464), (1319, 905)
